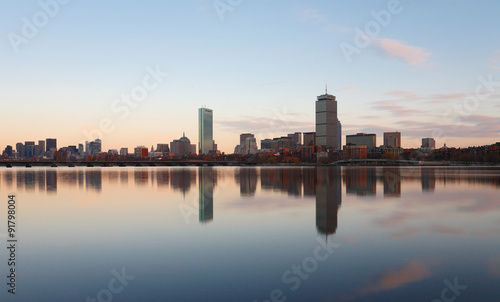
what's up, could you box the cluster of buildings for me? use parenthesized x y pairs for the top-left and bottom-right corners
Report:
(1, 90), (498, 163)
(1, 107), (219, 161)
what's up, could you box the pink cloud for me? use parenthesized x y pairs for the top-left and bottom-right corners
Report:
(374, 38), (431, 67)
(358, 260), (432, 296)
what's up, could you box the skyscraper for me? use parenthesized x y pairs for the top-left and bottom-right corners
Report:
(46, 138), (57, 152)
(198, 107), (213, 155)
(315, 92), (339, 150)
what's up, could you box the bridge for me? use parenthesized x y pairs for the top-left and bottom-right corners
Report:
(0, 160), (256, 168)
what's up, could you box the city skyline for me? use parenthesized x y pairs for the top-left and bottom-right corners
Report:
(1, 1), (499, 153)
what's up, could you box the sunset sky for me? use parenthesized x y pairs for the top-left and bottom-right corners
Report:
(1, 0), (499, 153)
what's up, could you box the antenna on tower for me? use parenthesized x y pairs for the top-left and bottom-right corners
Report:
(325, 82), (328, 94)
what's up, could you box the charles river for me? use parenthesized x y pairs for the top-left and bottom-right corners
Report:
(0, 166), (499, 302)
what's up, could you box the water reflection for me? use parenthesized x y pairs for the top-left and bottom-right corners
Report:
(345, 167), (376, 196)
(383, 167), (401, 198)
(3, 167), (500, 196)
(199, 167), (215, 223)
(236, 168), (257, 197)
(316, 167), (341, 236)
(0, 166), (499, 302)
(171, 169), (196, 196)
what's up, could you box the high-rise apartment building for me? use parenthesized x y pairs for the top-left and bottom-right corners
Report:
(198, 107), (213, 155)
(346, 133), (377, 148)
(384, 132), (401, 148)
(316, 92), (339, 150)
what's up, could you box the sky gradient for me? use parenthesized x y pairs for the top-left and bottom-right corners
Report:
(1, 0), (499, 153)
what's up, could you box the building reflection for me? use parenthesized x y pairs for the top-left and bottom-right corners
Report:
(316, 167), (342, 236)
(421, 168), (436, 192)
(134, 170), (149, 186)
(383, 168), (401, 198)
(236, 168), (257, 196)
(303, 168), (316, 196)
(85, 170), (102, 192)
(156, 170), (170, 188)
(199, 167), (215, 224)
(345, 167), (376, 196)
(260, 168), (303, 196)
(46, 170), (57, 193)
(171, 169), (196, 196)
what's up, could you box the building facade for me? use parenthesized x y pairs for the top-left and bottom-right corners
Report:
(316, 93), (339, 150)
(346, 133), (376, 148)
(303, 132), (316, 146)
(384, 132), (401, 148)
(198, 107), (213, 155)
(46, 138), (57, 152)
(422, 138), (436, 150)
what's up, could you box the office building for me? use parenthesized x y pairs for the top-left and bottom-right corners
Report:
(287, 132), (302, 146)
(422, 138), (436, 150)
(243, 137), (257, 155)
(198, 107), (213, 155)
(89, 139), (102, 155)
(316, 92), (339, 150)
(346, 133), (376, 148)
(303, 132), (316, 146)
(16, 142), (25, 158)
(156, 144), (170, 155)
(384, 132), (401, 148)
(46, 138), (57, 152)
(171, 133), (194, 157)
(120, 148), (129, 156)
(260, 139), (273, 150)
(134, 146), (148, 158)
(38, 140), (46, 156)
(25, 141), (35, 158)
(337, 120), (342, 150)
(3, 145), (13, 157)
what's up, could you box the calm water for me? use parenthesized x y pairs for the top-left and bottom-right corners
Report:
(0, 166), (499, 302)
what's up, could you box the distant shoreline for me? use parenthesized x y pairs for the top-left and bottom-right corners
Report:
(0, 160), (498, 168)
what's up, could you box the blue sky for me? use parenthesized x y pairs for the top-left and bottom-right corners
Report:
(1, 0), (499, 153)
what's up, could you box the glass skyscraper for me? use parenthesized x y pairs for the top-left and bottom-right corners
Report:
(198, 107), (213, 155)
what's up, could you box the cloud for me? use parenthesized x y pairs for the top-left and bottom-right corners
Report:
(216, 115), (312, 137)
(296, 7), (352, 34)
(373, 38), (431, 67)
(385, 90), (422, 100)
(372, 100), (429, 117)
(490, 50), (500, 70)
(358, 260), (432, 296)
(374, 211), (417, 228)
(296, 8), (327, 23)
(431, 224), (466, 235)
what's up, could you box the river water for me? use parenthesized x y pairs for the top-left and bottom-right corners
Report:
(0, 166), (499, 301)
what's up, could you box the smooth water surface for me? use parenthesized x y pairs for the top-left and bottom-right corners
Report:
(0, 166), (499, 302)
